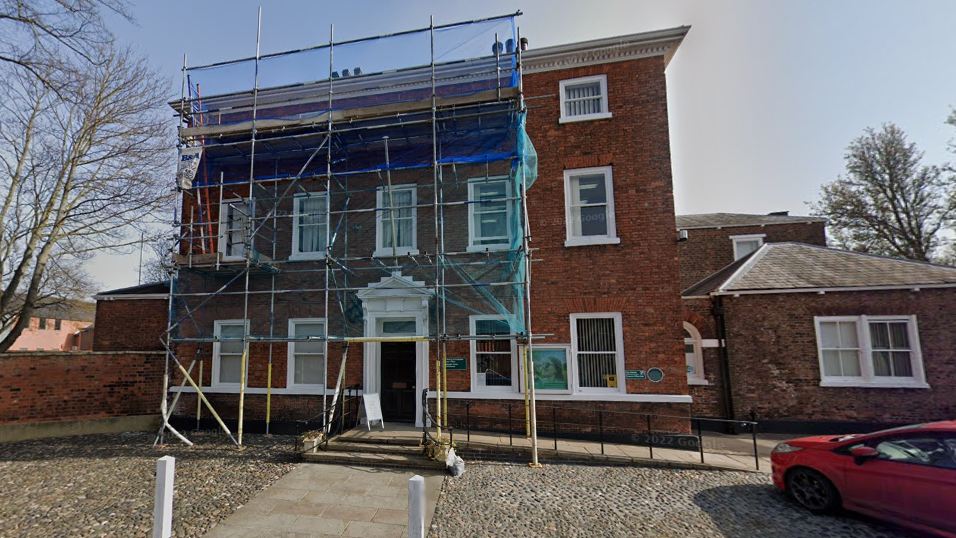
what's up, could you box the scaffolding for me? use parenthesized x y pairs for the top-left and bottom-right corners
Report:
(158, 11), (541, 464)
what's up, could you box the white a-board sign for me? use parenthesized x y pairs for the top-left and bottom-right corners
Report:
(362, 393), (385, 431)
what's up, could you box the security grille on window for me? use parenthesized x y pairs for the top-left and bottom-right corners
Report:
(292, 194), (327, 259)
(469, 178), (511, 250)
(214, 321), (245, 385)
(815, 316), (927, 388)
(473, 318), (513, 389)
(219, 200), (249, 259)
(564, 167), (618, 246)
(559, 75), (611, 123)
(574, 316), (621, 389)
(376, 186), (417, 256)
(289, 319), (326, 387)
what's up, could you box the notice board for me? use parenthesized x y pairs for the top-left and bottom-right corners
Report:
(362, 393), (385, 431)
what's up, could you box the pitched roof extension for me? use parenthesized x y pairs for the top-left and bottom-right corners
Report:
(682, 243), (956, 296)
(675, 213), (825, 230)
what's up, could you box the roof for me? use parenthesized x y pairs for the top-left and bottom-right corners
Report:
(675, 213), (826, 230)
(94, 281), (170, 299)
(682, 243), (956, 296)
(32, 302), (96, 323)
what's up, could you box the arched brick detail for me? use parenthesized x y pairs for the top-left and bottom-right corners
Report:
(562, 154), (613, 170)
(682, 309), (713, 338)
(563, 297), (628, 313)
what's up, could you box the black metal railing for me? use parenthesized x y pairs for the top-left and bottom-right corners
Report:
(324, 384), (362, 449)
(440, 399), (761, 470)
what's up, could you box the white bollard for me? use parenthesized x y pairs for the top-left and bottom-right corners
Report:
(408, 474), (425, 538)
(153, 455), (175, 538)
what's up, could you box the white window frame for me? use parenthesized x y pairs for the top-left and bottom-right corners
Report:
(212, 319), (248, 387)
(518, 343), (574, 395)
(287, 318), (327, 392)
(731, 234), (765, 260)
(290, 192), (328, 260)
(563, 166), (619, 247)
(683, 322), (708, 385)
(570, 312), (626, 394)
(559, 74), (612, 124)
(814, 315), (929, 389)
(467, 176), (512, 252)
(219, 198), (250, 261)
(374, 184), (419, 257)
(470, 315), (517, 392)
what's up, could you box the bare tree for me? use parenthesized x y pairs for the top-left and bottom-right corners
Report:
(0, 45), (174, 352)
(141, 233), (175, 284)
(0, 0), (132, 92)
(811, 123), (956, 262)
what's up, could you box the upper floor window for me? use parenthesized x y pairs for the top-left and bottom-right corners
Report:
(38, 318), (47, 330)
(571, 313), (625, 393)
(684, 322), (707, 385)
(375, 185), (418, 257)
(814, 315), (928, 389)
(288, 318), (326, 390)
(213, 320), (246, 386)
(291, 193), (327, 260)
(564, 166), (619, 247)
(731, 234), (765, 260)
(559, 75), (611, 123)
(219, 199), (249, 261)
(470, 316), (515, 391)
(468, 177), (512, 251)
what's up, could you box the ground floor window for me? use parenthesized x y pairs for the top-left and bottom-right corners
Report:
(683, 322), (706, 384)
(213, 320), (246, 386)
(288, 318), (326, 389)
(814, 315), (927, 388)
(470, 316), (515, 391)
(570, 313), (624, 393)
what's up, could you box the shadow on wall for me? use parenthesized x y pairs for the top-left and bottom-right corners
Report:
(691, 484), (920, 538)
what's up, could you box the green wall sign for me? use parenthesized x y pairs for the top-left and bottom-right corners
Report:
(445, 357), (467, 371)
(625, 369), (646, 380)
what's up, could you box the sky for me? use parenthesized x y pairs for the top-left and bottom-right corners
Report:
(88, 0), (956, 290)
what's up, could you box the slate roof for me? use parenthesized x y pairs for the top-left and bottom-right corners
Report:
(675, 213), (825, 230)
(32, 302), (96, 323)
(95, 281), (170, 297)
(682, 243), (956, 296)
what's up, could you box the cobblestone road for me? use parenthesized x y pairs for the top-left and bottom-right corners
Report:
(428, 462), (919, 538)
(0, 431), (296, 538)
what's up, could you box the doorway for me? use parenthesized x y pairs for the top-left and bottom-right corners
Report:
(380, 341), (417, 421)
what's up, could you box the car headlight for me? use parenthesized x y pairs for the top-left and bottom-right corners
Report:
(772, 442), (804, 454)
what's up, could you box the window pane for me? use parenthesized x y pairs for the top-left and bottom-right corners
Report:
(735, 240), (760, 258)
(872, 351), (891, 376)
(577, 206), (608, 236)
(822, 349), (842, 376)
(819, 322), (840, 348)
(840, 350), (861, 376)
(576, 317), (618, 388)
(870, 322), (890, 349)
(889, 322), (909, 348)
(477, 352), (511, 386)
(571, 175), (607, 205)
(476, 319), (509, 335)
(220, 340), (244, 355)
(220, 324), (245, 338)
(892, 351), (913, 377)
(295, 354), (325, 385)
(578, 353), (617, 388)
(220, 356), (242, 384)
(297, 196), (327, 254)
(382, 320), (416, 334)
(840, 322), (859, 348)
(685, 351), (696, 375)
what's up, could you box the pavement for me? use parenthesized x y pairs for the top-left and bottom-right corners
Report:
(201, 463), (444, 538)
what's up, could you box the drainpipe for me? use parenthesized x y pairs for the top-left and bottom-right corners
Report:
(712, 295), (736, 433)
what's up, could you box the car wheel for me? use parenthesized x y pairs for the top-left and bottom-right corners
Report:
(786, 468), (840, 514)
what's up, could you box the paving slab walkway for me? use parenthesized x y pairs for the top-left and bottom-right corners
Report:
(202, 463), (444, 538)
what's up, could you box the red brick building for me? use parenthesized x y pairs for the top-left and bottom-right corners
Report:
(4, 303), (95, 352)
(159, 20), (693, 435)
(92, 282), (170, 352)
(682, 242), (956, 431)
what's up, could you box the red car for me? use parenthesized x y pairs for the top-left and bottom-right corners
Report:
(771, 421), (956, 537)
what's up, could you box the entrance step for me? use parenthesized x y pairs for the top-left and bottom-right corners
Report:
(322, 440), (425, 456)
(301, 446), (445, 470)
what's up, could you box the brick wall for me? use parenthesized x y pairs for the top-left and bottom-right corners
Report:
(0, 352), (164, 424)
(695, 289), (956, 424)
(678, 222), (826, 290)
(93, 298), (168, 351)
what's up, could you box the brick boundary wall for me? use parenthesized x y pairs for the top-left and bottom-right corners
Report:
(0, 351), (165, 425)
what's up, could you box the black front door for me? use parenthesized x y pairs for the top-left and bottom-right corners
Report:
(380, 342), (416, 421)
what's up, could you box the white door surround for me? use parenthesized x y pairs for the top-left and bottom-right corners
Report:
(356, 272), (433, 427)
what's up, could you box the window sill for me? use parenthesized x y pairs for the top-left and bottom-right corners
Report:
(289, 253), (327, 262)
(466, 244), (510, 253)
(372, 248), (420, 258)
(688, 378), (710, 386)
(564, 237), (621, 248)
(559, 112), (612, 124)
(820, 380), (930, 389)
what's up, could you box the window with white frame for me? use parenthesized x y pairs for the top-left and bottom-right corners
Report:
(684, 322), (707, 384)
(291, 193), (327, 260)
(731, 234), (765, 260)
(470, 316), (515, 391)
(213, 320), (246, 386)
(559, 75), (611, 123)
(219, 199), (249, 260)
(288, 318), (326, 389)
(571, 313), (625, 392)
(814, 316), (928, 388)
(468, 177), (511, 251)
(375, 185), (417, 256)
(564, 167), (618, 246)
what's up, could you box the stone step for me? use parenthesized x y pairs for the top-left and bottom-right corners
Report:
(301, 449), (446, 471)
(336, 433), (424, 447)
(323, 441), (425, 456)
